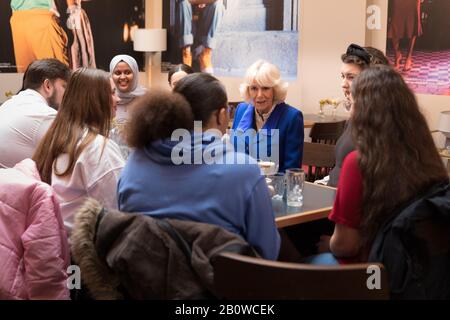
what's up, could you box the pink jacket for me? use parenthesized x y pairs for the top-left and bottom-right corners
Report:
(0, 159), (70, 300)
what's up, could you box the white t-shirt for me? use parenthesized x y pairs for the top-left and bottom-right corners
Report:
(51, 132), (125, 229)
(0, 89), (56, 168)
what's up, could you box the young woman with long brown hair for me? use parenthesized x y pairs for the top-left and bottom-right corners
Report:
(314, 65), (449, 265)
(33, 68), (125, 229)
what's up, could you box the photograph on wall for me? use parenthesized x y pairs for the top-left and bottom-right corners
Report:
(0, 0), (145, 73)
(162, 0), (299, 79)
(386, 0), (450, 95)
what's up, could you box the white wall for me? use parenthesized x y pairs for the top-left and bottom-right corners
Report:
(0, 73), (23, 103)
(297, 0), (366, 114)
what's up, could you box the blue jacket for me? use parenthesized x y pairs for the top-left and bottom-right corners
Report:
(117, 132), (280, 260)
(231, 102), (304, 172)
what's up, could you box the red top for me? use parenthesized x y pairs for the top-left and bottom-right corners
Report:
(328, 151), (365, 264)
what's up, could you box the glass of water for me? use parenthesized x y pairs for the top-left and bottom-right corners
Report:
(286, 168), (305, 207)
(267, 173), (286, 201)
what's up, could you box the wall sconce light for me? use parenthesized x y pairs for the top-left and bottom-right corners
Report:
(133, 28), (167, 53)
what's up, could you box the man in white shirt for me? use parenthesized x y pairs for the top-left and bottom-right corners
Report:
(0, 58), (71, 168)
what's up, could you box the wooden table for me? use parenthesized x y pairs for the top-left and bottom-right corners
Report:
(274, 182), (337, 228)
(303, 114), (349, 129)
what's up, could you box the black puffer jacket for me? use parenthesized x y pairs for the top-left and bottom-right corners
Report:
(369, 182), (450, 299)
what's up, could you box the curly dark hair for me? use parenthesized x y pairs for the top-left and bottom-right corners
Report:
(126, 90), (194, 148)
(351, 65), (449, 247)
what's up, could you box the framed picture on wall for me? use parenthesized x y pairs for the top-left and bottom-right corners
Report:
(162, 0), (300, 79)
(386, 0), (450, 96)
(0, 0), (146, 73)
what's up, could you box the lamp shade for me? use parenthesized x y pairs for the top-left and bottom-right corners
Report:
(133, 29), (167, 52)
(438, 111), (450, 137)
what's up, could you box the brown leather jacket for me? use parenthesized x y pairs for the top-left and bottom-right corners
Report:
(70, 198), (255, 300)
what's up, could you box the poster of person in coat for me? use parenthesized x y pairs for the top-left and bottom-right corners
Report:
(386, 0), (450, 96)
(0, 0), (145, 73)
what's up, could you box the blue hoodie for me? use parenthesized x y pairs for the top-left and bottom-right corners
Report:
(117, 131), (280, 260)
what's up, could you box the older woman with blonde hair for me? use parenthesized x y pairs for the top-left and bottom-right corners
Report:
(231, 60), (304, 172)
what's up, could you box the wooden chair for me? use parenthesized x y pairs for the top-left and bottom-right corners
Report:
(228, 101), (241, 120)
(310, 120), (347, 145)
(213, 252), (389, 300)
(302, 142), (336, 182)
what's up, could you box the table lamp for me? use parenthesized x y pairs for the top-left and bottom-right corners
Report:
(438, 111), (450, 150)
(133, 29), (167, 53)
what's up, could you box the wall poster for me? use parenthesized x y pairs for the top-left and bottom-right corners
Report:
(162, 0), (299, 79)
(386, 0), (450, 95)
(0, 0), (145, 73)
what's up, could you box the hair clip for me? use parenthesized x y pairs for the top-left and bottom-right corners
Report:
(346, 44), (371, 65)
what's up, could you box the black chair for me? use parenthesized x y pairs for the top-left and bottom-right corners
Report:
(302, 142), (336, 182)
(310, 120), (347, 145)
(228, 101), (241, 119)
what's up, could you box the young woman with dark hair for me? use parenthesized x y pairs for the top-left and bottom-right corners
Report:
(327, 44), (390, 187)
(315, 66), (448, 264)
(168, 63), (195, 89)
(118, 73), (280, 260)
(33, 68), (125, 229)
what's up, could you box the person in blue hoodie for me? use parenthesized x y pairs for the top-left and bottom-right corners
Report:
(117, 73), (280, 260)
(231, 60), (304, 172)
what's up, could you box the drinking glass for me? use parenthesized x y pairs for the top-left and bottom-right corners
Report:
(267, 173), (286, 201)
(331, 103), (339, 118)
(286, 168), (305, 207)
(257, 160), (278, 176)
(318, 103), (325, 118)
(110, 123), (130, 160)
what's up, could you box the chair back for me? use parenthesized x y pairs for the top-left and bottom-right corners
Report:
(213, 253), (389, 300)
(228, 102), (241, 120)
(302, 142), (336, 182)
(310, 120), (347, 145)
